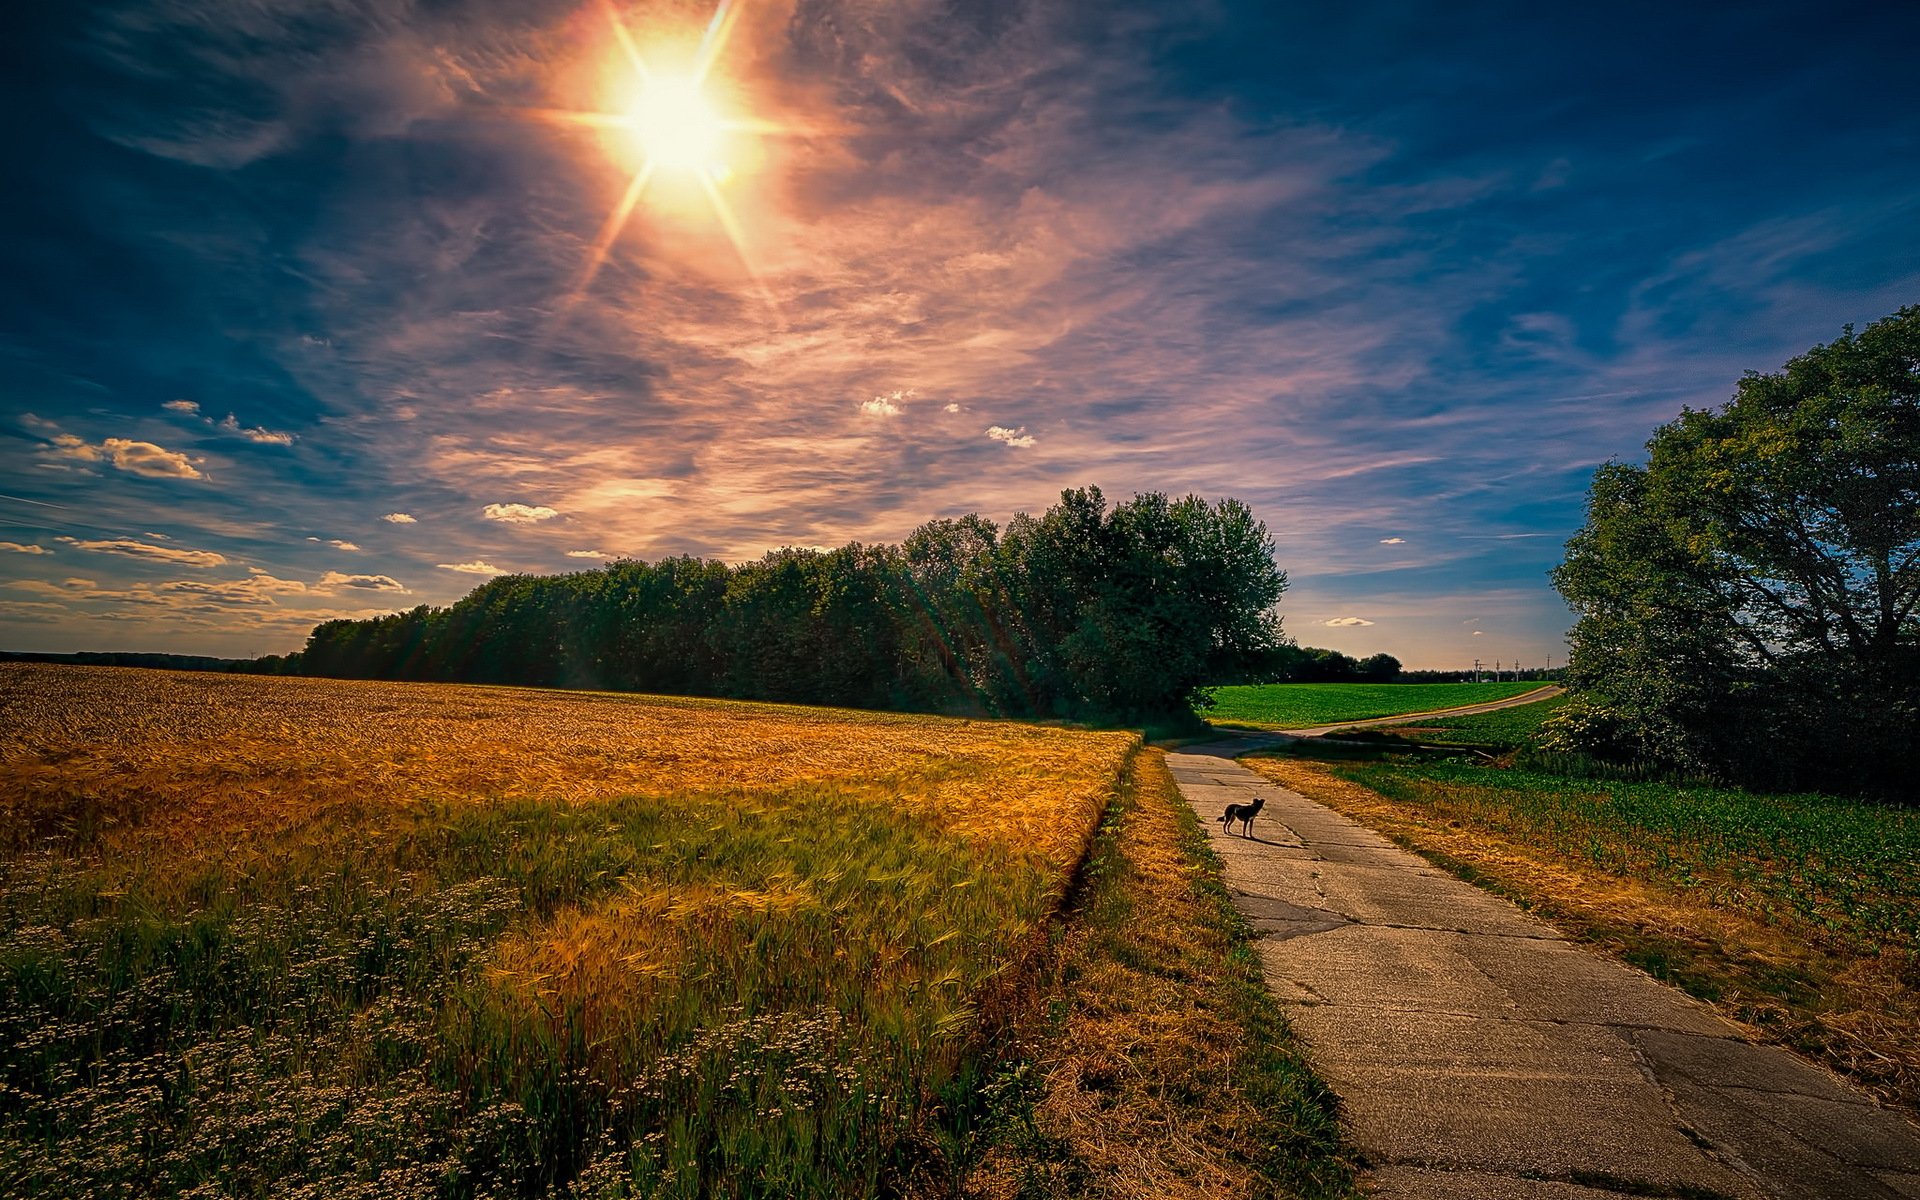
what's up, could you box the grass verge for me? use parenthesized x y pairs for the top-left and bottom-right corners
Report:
(1239, 752), (1920, 1115)
(961, 750), (1358, 1200)
(1201, 682), (1544, 730)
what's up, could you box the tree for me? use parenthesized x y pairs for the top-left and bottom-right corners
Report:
(1551, 305), (1920, 796)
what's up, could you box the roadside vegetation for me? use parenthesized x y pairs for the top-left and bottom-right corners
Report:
(963, 752), (1357, 1200)
(1550, 304), (1918, 798)
(1244, 698), (1920, 1113)
(0, 664), (1137, 1198)
(1203, 681), (1544, 730)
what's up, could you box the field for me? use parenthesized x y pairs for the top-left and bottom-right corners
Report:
(1244, 746), (1920, 1109)
(0, 665), (1137, 1198)
(1201, 681), (1545, 729)
(1380, 692), (1568, 747)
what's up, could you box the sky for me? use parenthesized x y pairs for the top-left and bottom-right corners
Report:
(2, 0), (1917, 669)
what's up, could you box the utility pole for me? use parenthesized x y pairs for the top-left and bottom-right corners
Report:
(1472, 658), (1482, 683)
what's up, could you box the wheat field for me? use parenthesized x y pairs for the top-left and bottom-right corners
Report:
(0, 665), (1137, 1199)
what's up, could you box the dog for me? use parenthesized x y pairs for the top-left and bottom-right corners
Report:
(1219, 795), (1265, 837)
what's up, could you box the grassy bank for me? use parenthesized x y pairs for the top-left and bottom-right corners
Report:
(1202, 682), (1544, 730)
(0, 665), (1136, 1198)
(1242, 720), (1920, 1112)
(965, 751), (1357, 1199)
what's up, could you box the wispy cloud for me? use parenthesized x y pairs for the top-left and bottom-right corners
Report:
(1324, 616), (1375, 627)
(860, 389), (912, 417)
(318, 571), (409, 592)
(438, 560), (504, 575)
(306, 537), (361, 551)
(216, 414), (295, 445)
(40, 434), (203, 479)
(985, 426), (1036, 449)
(566, 549), (611, 558)
(481, 503), (559, 524)
(381, 512), (417, 524)
(54, 537), (226, 567)
(1379, 537), (1405, 545)
(0, 542), (51, 555)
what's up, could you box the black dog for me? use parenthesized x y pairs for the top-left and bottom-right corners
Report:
(1219, 795), (1265, 837)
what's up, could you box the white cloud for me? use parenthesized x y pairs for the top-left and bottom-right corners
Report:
(1472, 630), (1485, 636)
(1379, 537), (1405, 545)
(1324, 616), (1376, 627)
(482, 503), (559, 524)
(381, 512), (418, 524)
(0, 542), (50, 555)
(216, 414), (295, 445)
(943, 403), (962, 413)
(439, 560), (504, 575)
(566, 549), (611, 558)
(162, 399), (200, 414)
(860, 389), (913, 417)
(986, 425), (1036, 448)
(306, 537), (360, 551)
(319, 571), (409, 592)
(41, 434), (204, 479)
(55, 537), (226, 567)
(143, 532), (170, 540)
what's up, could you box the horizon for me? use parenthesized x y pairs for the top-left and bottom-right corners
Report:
(3, 1), (1917, 670)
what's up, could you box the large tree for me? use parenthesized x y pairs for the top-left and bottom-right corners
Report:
(1552, 305), (1920, 795)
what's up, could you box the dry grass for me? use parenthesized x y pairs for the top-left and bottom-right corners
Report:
(0, 664), (1121, 868)
(964, 751), (1356, 1200)
(1242, 755), (1920, 1115)
(0, 664), (1138, 1198)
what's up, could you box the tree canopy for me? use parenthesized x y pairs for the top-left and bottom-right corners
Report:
(270, 488), (1288, 726)
(1551, 305), (1920, 796)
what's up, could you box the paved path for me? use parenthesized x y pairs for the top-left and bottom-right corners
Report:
(1167, 739), (1920, 1199)
(1275, 685), (1566, 739)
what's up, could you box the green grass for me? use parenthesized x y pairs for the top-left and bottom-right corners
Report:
(1202, 682), (1546, 729)
(1326, 760), (1920, 956)
(1391, 693), (1569, 748)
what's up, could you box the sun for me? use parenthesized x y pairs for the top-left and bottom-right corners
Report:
(528, 1), (790, 307)
(621, 73), (729, 173)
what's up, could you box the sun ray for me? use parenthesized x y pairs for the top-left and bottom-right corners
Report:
(535, 0), (789, 321)
(692, 0), (745, 84)
(566, 162), (657, 305)
(697, 168), (776, 311)
(601, 0), (650, 81)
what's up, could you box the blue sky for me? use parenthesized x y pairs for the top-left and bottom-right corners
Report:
(2, 0), (1916, 667)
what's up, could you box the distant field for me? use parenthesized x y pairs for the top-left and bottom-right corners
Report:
(1203, 681), (1545, 729)
(0, 665), (1136, 1198)
(1384, 692), (1569, 748)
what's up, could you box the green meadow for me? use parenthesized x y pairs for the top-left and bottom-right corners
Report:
(1202, 681), (1545, 729)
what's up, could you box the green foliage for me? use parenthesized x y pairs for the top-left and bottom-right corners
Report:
(1203, 682), (1544, 729)
(1554, 305), (1920, 797)
(1326, 759), (1920, 957)
(287, 490), (1287, 726)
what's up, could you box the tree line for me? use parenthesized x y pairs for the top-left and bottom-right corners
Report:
(1551, 305), (1918, 798)
(249, 489), (1288, 726)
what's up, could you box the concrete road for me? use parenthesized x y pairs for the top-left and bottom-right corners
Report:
(1168, 739), (1920, 1199)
